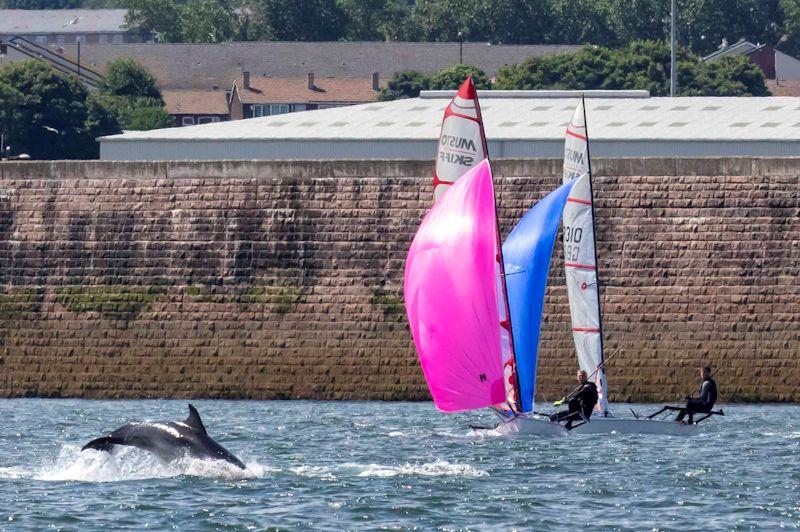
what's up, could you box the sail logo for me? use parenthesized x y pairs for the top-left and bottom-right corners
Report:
(439, 151), (474, 166)
(566, 147), (585, 166)
(440, 135), (477, 152)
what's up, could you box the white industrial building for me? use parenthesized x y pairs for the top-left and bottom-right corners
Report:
(99, 91), (800, 161)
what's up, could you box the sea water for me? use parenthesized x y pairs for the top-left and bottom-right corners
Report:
(0, 400), (797, 530)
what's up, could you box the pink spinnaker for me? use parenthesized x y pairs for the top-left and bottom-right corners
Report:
(404, 159), (506, 412)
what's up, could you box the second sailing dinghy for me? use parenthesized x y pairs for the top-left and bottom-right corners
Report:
(497, 98), (717, 436)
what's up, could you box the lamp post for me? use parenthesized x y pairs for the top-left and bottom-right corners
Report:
(458, 31), (464, 64)
(670, 0), (677, 97)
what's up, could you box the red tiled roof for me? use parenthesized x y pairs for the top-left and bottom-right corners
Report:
(238, 76), (380, 105)
(162, 90), (230, 115)
(765, 80), (800, 97)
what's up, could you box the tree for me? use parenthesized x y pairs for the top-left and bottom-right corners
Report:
(99, 59), (173, 131)
(378, 70), (431, 100)
(245, 0), (347, 41)
(126, 105), (176, 130)
(123, 0), (185, 43)
(494, 40), (769, 96)
(337, 0), (413, 41)
(181, 0), (238, 43)
(0, 61), (120, 159)
(431, 64), (491, 89)
(104, 58), (163, 101)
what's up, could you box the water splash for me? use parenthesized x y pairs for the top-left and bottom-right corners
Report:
(292, 459), (487, 479)
(0, 444), (276, 483)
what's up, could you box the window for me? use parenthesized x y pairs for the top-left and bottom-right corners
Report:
(251, 105), (266, 118)
(197, 116), (221, 124)
(99, 34), (108, 44)
(269, 104), (290, 115)
(112, 34), (123, 44)
(182, 116), (195, 126)
(36, 35), (48, 44)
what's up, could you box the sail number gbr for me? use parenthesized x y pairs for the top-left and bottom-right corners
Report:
(563, 225), (583, 261)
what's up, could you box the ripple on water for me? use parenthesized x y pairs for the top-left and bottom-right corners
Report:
(0, 400), (799, 530)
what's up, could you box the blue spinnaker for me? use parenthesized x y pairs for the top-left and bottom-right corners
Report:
(502, 179), (577, 413)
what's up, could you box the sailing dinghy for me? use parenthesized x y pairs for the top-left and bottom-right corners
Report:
(496, 98), (719, 436)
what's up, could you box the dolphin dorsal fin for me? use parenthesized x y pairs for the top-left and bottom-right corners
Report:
(185, 404), (208, 435)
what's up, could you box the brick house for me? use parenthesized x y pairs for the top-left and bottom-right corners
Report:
(162, 90), (231, 127)
(230, 72), (381, 119)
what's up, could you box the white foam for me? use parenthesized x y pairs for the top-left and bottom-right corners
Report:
(292, 459), (487, 479)
(5, 444), (276, 483)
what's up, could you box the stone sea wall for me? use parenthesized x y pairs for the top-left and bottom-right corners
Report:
(0, 159), (797, 402)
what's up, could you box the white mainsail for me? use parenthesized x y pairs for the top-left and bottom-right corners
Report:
(433, 76), (488, 202)
(562, 97), (609, 415)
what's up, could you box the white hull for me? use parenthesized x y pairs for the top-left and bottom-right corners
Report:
(494, 415), (698, 437)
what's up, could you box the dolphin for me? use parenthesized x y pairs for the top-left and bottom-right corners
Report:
(81, 404), (246, 469)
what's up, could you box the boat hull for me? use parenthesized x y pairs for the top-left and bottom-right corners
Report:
(495, 415), (698, 437)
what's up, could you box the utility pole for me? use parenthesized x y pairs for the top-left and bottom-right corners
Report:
(670, 0), (677, 97)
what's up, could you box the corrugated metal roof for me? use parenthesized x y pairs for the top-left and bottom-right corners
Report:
(102, 92), (800, 143)
(0, 9), (128, 34)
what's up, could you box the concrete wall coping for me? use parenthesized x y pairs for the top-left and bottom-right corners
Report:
(3, 157), (800, 180)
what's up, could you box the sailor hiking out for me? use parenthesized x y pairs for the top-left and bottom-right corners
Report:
(550, 370), (598, 429)
(675, 366), (717, 424)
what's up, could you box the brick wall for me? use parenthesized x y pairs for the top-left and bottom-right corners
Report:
(0, 159), (797, 402)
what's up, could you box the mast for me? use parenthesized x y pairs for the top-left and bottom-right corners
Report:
(582, 95), (608, 416)
(494, 180), (523, 414)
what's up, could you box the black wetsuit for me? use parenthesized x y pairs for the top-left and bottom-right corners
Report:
(550, 381), (598, 429)
(676, 377), (717, 423)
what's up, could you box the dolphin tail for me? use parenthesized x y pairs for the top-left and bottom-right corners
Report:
(82, 436), (122, 453)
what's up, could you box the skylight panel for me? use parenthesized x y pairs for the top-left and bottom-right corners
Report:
(761, 122), (780, 128)
(532, 106), (551, 111)
(298, 122), (318, 127)
(330, 122), (348, 127)
(637, 121), (656, 127)
(730, 122), (750, 127)
(640, 105), (658, 111)
(701, 106), (721, 111)
(595, 105), (612, 111)
(607, 122), (625, 127)
(668, 122), (688, 127)
(764, 106), (783, 111)
(405, 122), (426, 127)
(670, 106), (689, 111)
(266, 122), (288, 127)
(530, 121), (548, 127)
(499, 121), (519, 127)
(376, 121), (394, 126)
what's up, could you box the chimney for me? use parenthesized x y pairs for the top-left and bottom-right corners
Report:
(307, 71), (315, 90)
(243, 71), (250, 90)
(372, 71), (379, 91)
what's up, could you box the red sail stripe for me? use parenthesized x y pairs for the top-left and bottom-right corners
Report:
(567, 197), (592, 205)
(565, 262), (596, 270)
(566, 129), (587, 141)
(572, 327), (600, 333)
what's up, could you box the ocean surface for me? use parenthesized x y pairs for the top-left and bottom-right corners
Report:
(0, 400), (797, 530)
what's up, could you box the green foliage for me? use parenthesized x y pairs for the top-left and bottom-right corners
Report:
(126, 105), (175, 130)
(98, 59), (172, 131)
(0, 60), (121, 159)
(369, 286), (404, 316)
(495, 40), (769, 96)
(123, 0), (185, 42)
(245, 0), (347, 41)
(336, 0), (412, 41)
(180, 0), (239, 43)
(430, 64), (491, 90)
(378, 70), (431, 101)
(103, 58), (162, 101)
(56, 285), (167, 320)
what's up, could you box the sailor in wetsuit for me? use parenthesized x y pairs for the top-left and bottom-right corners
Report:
(676, 366), (717, 424)
(550, 370), (598, 429)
